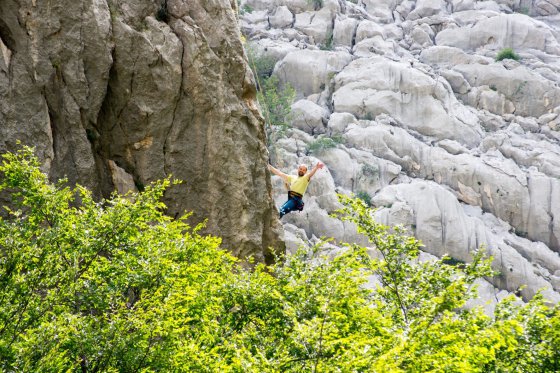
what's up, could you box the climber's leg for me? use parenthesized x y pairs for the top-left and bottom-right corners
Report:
(279, 198), (297, 218)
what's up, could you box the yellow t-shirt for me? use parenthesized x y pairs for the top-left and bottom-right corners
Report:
(287, 175), (310, 196)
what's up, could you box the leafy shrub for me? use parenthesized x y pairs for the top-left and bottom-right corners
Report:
(257, 76), (295, 133)
(308, 135), (344, 154)
(308, 0), (323, 10)
(356, 191), (372, 206)
(319, 30), (334, 51)
(496, 47), (520, 61)
(246, 46), (277, 83)
(246, 46), (294, 148)
(361, 163), (379, 177)
(242, 4), (254, 13)
(1, 147), (559, 372)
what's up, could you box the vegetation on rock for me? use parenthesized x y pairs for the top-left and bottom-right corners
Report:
(308, 135), (344, 154)
(496, 47), (521, 61)
(0, 147), (558, 372)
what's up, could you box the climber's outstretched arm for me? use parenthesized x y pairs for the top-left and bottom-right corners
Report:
(268, 164), (290, 182)
(306, 162), (324, 180)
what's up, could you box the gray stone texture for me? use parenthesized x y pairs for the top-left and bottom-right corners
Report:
(0, 0), (284, 262)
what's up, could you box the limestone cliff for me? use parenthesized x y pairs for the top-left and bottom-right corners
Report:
(0, 0), (284, 262)
(240, 0), (560, 307)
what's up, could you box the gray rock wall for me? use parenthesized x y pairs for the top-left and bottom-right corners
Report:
(0, 0), (284, 262)
(241, 0), (560, 302)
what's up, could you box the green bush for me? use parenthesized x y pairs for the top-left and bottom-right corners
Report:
(257, 76), (295, 133)
(1, 147), (559, 372)
(319, 31), (334, 51)
(361, 163), (379, 177)
(308, 135), (344, 154)
(356, 191), (372, 206)
(496, 48), (520, 61)
(308, 0), (323, 10)
(246, 46), (277, 83)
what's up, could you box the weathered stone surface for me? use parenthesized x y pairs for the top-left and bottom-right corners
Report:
(294, 8), (334, 45)
(419, 45), (492, 67)
(332, 57), (483, 146)
(454, 63), (560, 117)
(535, 0), (560, 15)
(0, 0), (113, 192)
(290, 99), (327, 135)
(0, 0), (284, 262)
(269, 6), (294, 29)
(344, 122), (560, 252)
(355, 20), (385, 43)
(7, 0), (560, 302)
(408, 0), (445, 20)
(107, 160), (137, 195)
(371, 180), (560, 302)
(274, 50), (352, 97)
(242, 0), (560, 303)
(436, 14), (560, 55)
(361, 0), (397, 21)
(333, 15), (358, 48)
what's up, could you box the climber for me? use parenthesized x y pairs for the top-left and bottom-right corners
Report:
(268, 162), (325, 218)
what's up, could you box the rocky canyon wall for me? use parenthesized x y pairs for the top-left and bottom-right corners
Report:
(240, 0), (560, 307)
(0, 0), (284, 262)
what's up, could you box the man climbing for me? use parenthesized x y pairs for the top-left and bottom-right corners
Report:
(268, 162), (325, 218)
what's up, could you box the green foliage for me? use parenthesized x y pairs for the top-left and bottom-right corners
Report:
(1, 147), (559, 371)
(307, 135), (344, 154)
(361, 163), (379, 177)
(246, 45), (294, 157)
(246, 46), (277, 83)
(236, 0), (254, 15)
(355, 191), (372, 206)
(241, 4), (254, 14)
(496, 47), (520, 61)
(319, 31), (334, 51)
(334, 195), (560, 371)
(308, 0), (324, 10)
(257, 76), (296, 137)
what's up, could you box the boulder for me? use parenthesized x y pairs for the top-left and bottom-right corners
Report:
(290, 99), (327, 135)
(440, 69), (471, 94)
(355, 20), (386, 43)
(408, 0), (446, 19)
(419, 45), (492, 67)
(535, 0), (560, 15)
(294, 8), (334, 45)
(454, 63), (560, 117)
(343, 122), (560, 252)
(361, 0), (398, 21)
(333, 15), (358, 48)
(269, 6), (294, 29)
(274, 50), (353, 97)
(327, 112), (358, 135)
(436, 14), (560, 55)
(332, 57), (483, 146)
(372, 180), (560, 301)
(319, 147), (401, 196)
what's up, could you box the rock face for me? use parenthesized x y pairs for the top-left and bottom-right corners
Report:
(0, 0), (284, 262)
(240, 0), (560, 302)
